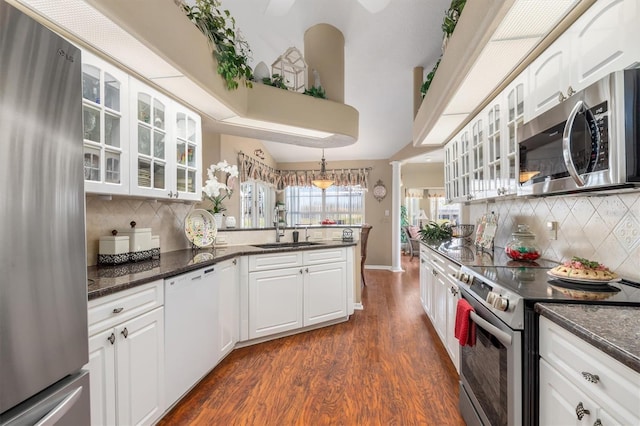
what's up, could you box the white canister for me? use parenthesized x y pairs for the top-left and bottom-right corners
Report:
(225, 216), (236, 228)
(99, 236), (130, 255)
(117, 227), (152, 252)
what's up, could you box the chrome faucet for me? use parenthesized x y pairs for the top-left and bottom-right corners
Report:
(275, 219), (285, 242)
(304, 226), (310, 241)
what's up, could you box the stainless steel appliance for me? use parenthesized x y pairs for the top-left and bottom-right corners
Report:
(454, 264), (640, 426)
(0, 2), (90, 424)
(518, 69), (640, 196)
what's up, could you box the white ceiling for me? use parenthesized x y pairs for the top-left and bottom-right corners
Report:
(221, 0), (450, 163)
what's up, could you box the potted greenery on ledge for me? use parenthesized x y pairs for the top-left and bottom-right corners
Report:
(420, 0), (466, 98)
(179, 0), (253, 90)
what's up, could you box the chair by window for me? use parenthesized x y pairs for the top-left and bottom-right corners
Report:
(402, 226), (421, 261)
(360, 224), (372, 286)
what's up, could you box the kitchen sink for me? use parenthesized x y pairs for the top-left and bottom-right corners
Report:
(250, 241), (322, 249)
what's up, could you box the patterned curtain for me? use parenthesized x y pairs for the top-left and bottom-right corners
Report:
(238, 152), (371, 190)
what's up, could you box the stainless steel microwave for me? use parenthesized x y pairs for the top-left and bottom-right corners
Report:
(518, 69), (640, 196)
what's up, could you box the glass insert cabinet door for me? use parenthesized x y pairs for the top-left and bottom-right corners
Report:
(129, 78), (202, 200)
(82, 51), (129, 195)
(130, 82), (168, 197)
(174, 105), (201, 201)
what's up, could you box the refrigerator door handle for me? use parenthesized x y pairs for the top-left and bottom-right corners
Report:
(33, 386), (84, 426)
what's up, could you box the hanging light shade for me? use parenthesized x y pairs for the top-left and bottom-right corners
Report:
(312, 149), (334, 190)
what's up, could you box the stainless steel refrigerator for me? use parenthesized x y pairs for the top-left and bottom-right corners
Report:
(0, 1), (90, 424)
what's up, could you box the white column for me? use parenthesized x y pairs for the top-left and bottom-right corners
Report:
(391, 161), (403, 272)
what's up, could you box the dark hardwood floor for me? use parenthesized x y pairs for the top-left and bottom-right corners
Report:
(158, 255), (465, 425)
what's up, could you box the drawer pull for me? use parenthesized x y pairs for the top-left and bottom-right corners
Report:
(581, 372), (600, 384)
(121, 327), (128, 339)
(593, 420), (602, 426)
(107, 333), (115, 345)
(575, 402), (590, 420)
(112, 307), (124, 314)
(233, 259), (237, 265)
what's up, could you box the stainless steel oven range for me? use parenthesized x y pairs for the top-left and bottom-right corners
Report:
(453, 265), (640, 426)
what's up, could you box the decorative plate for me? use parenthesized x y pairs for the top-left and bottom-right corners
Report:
(185, 209), (217, 247)
(372, 179), (387, 202)
(546, 270), (621, 284)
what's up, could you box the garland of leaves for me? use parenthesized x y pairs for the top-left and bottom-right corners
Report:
(180, 0), (253, 90)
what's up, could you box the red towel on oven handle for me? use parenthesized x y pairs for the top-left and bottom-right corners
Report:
(454, 298), (476, 347)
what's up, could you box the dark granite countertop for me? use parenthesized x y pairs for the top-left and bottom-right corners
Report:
(536, 303), (640, 373)
(88, 241), (356, 300)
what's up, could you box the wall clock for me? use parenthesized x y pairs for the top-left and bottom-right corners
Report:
(372, 179), (387, 202)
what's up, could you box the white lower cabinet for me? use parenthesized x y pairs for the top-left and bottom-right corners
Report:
(86, 280), (165, 426)
(444, 279), (460, 371)
(539, 317), (640, 425)
(217, 258), (239, 360)
(249, 266), (304, 339)
(419, 244), (460, 372)
(304, 262), (347, 326)
(245, 248), (349, 341)
(540, 359), (619, 426)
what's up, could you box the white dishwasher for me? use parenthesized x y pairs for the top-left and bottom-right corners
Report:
(165, 266), (218, 407)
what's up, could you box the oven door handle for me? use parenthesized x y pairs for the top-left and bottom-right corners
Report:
(470, 311), (512, 347)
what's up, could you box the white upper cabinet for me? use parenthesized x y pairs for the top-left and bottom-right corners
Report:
(129, 78), (202, 200)
(82, 51), (130, 195)
(173, 104), (202, 201)
(528, 0), (639, 121)
(470, 117), (485, 201)
(570, 0), (639, 92)
(526, 36), (569, 120)
(444, 125), (472, 203)
(485, 102), (502, 199)
(503, 74), (526, 196)
(81, 49), (202, 200)
(129, 79), (172, 199)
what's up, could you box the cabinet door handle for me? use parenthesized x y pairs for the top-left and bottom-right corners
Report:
(581, 372), (600, 384)
(174, 192), (179, 199)
(299, 269), (303, 274)
(168, 191), (174, 198)
(121, 327), (128, 339)
(567, 85), (576, 97)
(232, 259), (237, 265)
(107, 333), (115, 345)
(593, 420), (602, 426)
(558, 92), (567, 103)
(450, 286), (459, 296)
(575, 402), (590, 420)
(305, 268), (309, 273)
(112, 307), (124, 314)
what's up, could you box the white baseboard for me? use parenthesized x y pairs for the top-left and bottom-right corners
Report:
(365, 265), (392, 271)
(365, 265), (404, 272)
(353, 302), (364, 310)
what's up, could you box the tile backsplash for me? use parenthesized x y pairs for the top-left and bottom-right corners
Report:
(85, 195), (194, 266)
(468, 190), (640, 281)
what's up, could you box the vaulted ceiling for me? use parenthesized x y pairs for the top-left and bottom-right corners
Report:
(220, 0), (450, 163)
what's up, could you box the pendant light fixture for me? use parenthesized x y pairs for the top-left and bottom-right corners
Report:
(312, 149), (334, 190)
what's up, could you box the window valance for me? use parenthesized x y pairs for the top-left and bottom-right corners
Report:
(238, 152), (371, 190)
